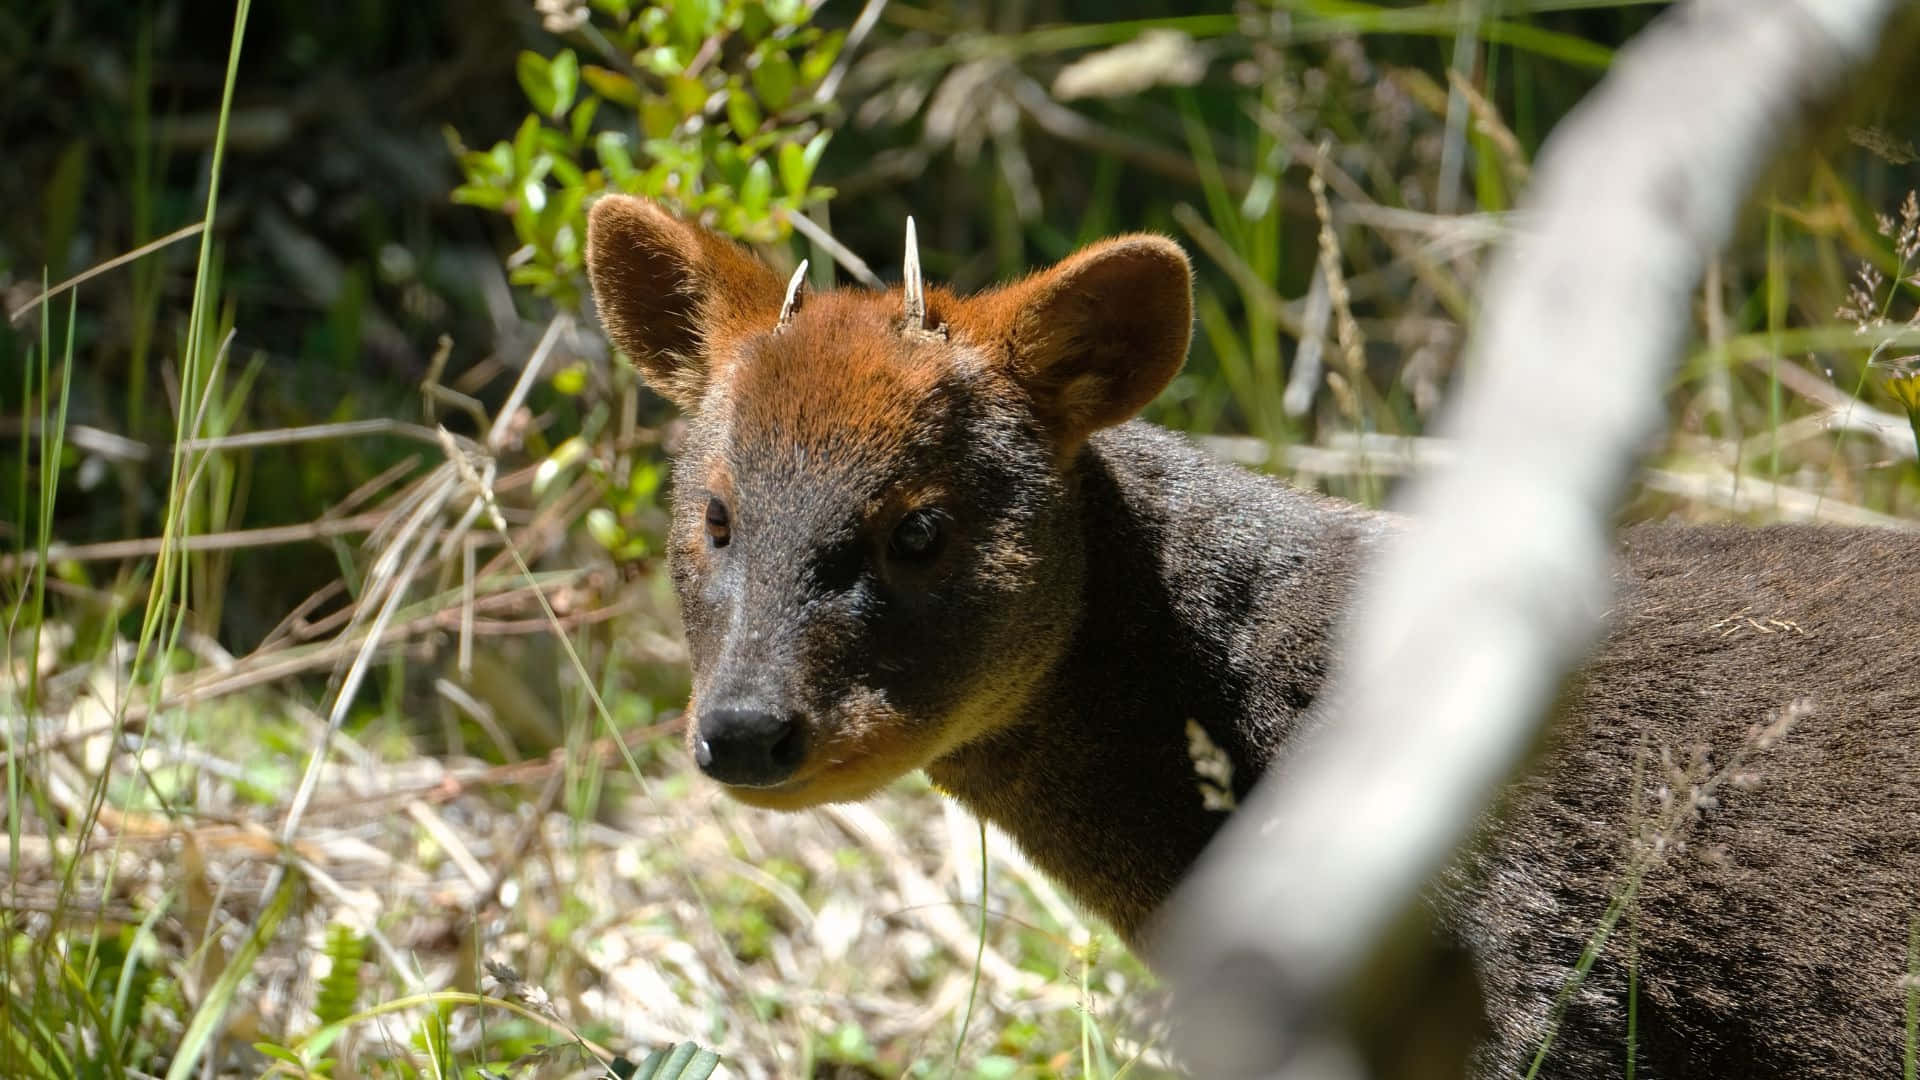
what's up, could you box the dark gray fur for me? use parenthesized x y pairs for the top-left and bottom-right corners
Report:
(942, 422), (1920, 1079)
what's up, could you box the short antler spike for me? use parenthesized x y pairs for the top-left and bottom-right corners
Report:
(777, 259), (809, 331)
(902, 216), (927, 332)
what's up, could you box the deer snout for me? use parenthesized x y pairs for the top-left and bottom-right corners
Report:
(693, 705), (808, 787)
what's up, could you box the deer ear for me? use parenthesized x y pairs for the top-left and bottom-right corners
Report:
(585, 195), (787, 410)
(991, 236), (1193, 449)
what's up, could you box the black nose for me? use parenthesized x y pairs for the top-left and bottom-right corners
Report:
(694, 706), (806, 786)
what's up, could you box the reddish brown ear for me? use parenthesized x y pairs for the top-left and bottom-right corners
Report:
(585, 195), (787, 410)
(977, 235), (1193, 449)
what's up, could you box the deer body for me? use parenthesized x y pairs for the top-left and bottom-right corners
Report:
(923, 420), (1387, 943)
(585, 195), (1920, 1078)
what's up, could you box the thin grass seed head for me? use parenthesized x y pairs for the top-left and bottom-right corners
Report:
(1898, 189), (1920, 264)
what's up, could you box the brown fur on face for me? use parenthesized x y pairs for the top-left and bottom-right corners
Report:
(585, 195), (1194, 810)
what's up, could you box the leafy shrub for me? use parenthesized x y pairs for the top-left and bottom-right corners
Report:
(451, 0), (840, 310)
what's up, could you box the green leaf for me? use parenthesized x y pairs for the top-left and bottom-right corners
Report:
(313, 925), (366, 1030)
(550, 48), (580, 119)
(570, 95), (599, 145)
(972, 1056), (1020, 1079)
(750, 50), (797, 112)
(583, 64), (643, 108)
(802, 130), (830, 177)
(517, 51), (557, 116)
(741, 157), (773, 215)
(509, 264), (558, 291)
(552, 365), (588, 396)
(711, 140), (745, 185)
(640, 45), (683, 78)
(739, 2), (774, 40)
(252, 1044), (303, 1067)
(640, 97), (679, 139)
(549, 153), (586, 190)
(631, 1042), (721, 1080)
(596, 131), (637, 184)
(536, 435), (584, 495)
(726, 85), (762, 138)
(629, 460), (663, 500)
(549, 186), (587, 262)
(586, 508), (625, 551)
(512, 113), (543, 175)
(667, 73), (708, 119)
(488, 140), (515, 180)
(777, 141), (808, 199)
(669, 0), (717, 51)
(450, 183), (508, 210)
(800, 31), (844, 86)
(521, 177), (549, 214)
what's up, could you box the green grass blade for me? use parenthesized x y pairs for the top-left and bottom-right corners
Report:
(1273, 0), (1617, 68)
(109, 891), (174, 1051)
(130, 0), (252, 700)
(163, 868), (297, 1080)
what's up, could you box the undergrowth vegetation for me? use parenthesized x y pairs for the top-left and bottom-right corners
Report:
(2, 1), (1918, 1077)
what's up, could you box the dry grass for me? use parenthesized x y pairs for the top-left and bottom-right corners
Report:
(6, 669), (1169, 1077)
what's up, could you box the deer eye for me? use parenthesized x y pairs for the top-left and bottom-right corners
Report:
(705, 496), (731, 548)
(888, 508), (945, 563)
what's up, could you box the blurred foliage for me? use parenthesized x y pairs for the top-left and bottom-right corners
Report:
(450, 0), (838, 307)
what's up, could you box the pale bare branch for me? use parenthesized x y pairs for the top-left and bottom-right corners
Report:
(1157, 2), (1908, 1075)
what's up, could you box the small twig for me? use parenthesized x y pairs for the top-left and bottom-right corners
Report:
(1285, 266), (1332, 418)
(1641, 464), (1914, 528)
(271, 459), (459, 870)
(1172, 203), (1304, 337)
(1006, 73), (1253, 195)
(488, 314), (569, 451)
(1333, 203), (1510, 245)
(1751, 353), (1916, 458)
(175, 417), (453, 453)
(1445, 67), (1530, 185)
(6, 220), (207, 325)
(816, 0), (890, 103)
(258, 578), (349, 653)
(406, 798), (497, 893)
(0, 716), (146, 771)
(0, 419), (151, 463)
(1258, 115), (1475, 319)
(785, 209), (884, 289)
(434, 596), (651, 638)
(291, 851), (427, 994)
(822, 802), (1039, 992)
(0, 512), (388, 574)
(329, 454), (425, 521)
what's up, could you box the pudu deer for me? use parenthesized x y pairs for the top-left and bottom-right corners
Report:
(584, 194), (1920, 1079)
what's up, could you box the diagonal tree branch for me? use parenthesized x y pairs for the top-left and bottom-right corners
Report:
(1154, 1), (1908, 1075)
